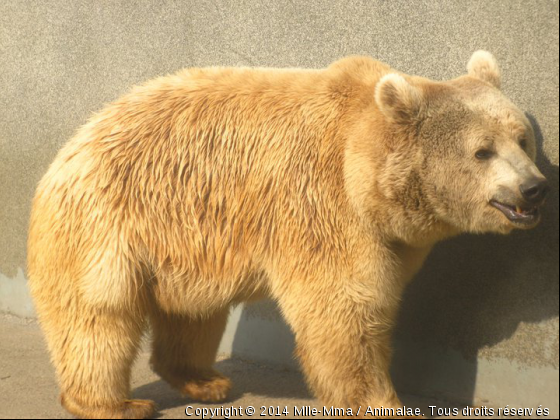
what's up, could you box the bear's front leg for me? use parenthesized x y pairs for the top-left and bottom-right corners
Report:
(272, 264), (404, 413)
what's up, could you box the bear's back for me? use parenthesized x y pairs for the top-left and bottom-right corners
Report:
(29, 57), (392, 300)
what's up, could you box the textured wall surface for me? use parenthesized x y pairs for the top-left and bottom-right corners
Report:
(1, 0), (558, 413)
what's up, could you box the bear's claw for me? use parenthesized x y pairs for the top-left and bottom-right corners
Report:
(181, 375), (232, 402)
(60, 394), (156, 419)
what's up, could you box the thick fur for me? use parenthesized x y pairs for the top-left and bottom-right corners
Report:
(28, 52), (546, 418)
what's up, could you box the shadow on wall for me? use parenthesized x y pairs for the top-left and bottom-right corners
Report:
(391, 114), (559, 404)
(229, 115), (559, 404)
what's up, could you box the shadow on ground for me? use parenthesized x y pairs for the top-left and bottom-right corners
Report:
(130, 356), (451, 419)
(132, 358), (312, 416)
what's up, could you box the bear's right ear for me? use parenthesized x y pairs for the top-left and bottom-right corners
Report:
(375, 74), (424, 125)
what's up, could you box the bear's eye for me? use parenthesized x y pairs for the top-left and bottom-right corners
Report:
(519, 138), (528, 151)
(475, 149), (495, 161)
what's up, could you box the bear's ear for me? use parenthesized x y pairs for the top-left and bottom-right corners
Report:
(375, 74), (424, 124)
(467, 50), (501, 89)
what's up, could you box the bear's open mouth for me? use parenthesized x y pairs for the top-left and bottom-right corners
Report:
(490, 200), (540, 224)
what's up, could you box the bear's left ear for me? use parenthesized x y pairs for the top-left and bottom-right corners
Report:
(467, 50), (501, 89)
(375, 73), (424, 124)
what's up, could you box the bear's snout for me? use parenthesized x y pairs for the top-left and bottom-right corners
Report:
(490, 176), (549, 228)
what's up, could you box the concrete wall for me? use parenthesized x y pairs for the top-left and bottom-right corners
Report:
(1, 0), (558, 414)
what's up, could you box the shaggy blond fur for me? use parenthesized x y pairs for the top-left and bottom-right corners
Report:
(28, 51), (546, 418)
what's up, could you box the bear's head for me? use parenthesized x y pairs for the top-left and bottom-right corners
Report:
(372, 51), (549, 238)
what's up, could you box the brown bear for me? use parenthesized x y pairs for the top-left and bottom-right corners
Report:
(27, 51), (549, 419)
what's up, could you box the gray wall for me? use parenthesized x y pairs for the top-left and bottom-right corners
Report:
(1, 0), (558, 414)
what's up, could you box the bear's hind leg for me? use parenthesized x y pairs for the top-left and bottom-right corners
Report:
(149, 307), (231, 402)
(44, 305), (153, 419)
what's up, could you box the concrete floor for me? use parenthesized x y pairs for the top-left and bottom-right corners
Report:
(0, 314), (526, 419)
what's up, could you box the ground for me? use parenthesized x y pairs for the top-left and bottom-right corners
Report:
(0, 313), (517, 419)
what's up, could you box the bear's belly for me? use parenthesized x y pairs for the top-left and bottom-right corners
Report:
(151, 269), (270, 315)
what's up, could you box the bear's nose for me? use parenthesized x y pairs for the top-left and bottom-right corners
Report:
(519, 177), (550, 204)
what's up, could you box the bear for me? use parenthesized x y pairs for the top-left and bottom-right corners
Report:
(27, 51), (549, 419)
